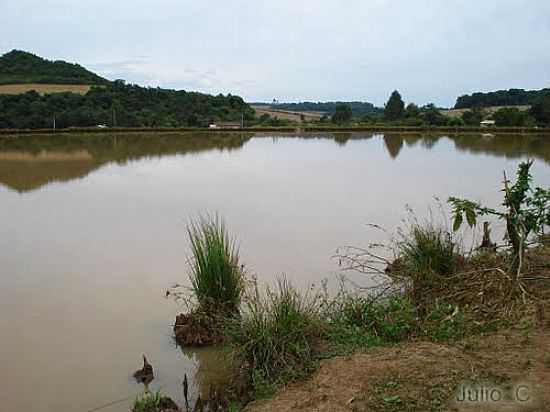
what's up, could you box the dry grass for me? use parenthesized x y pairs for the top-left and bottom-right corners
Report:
(441, 105), (531, 119)
(251, 105), (325, 122)
(0, 83), (93, 95)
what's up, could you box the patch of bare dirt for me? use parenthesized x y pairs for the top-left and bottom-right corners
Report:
(245, 327), (550, 412)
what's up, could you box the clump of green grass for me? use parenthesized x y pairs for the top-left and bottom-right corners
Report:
(187, 215), (244, 314)
(397, 221), (459, 277)
(225, 278), (323, 393)
(338, 295), (418, 344)
(132, 390), (176, 412)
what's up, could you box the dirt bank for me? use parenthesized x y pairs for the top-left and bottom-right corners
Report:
(245, 325), (550, 412)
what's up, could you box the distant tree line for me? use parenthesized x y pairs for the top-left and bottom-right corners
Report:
(0, 50), (108, 85)
(0, 80), (254, 129)
(454, 88), (550, 109)
(260, 89), (549, 128)
(272, 101), (383, 117)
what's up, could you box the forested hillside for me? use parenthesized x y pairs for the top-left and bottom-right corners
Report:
(0, 50), (108, 85)
(454, 88), (550, 109)
(0, 80), (254, 129)
(0, 51), (254, 129)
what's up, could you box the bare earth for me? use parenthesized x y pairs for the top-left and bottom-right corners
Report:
(0, 83), (92, 95)
(246, 323), (550, 411)
(251, 105), (325, 122)
(441, 106), (531, 119)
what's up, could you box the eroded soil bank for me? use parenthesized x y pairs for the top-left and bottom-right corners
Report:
(245, 316), (550, 412)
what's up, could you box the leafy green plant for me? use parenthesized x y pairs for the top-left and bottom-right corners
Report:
(449, 160), (550, 279)
(187, 215), (244, 314)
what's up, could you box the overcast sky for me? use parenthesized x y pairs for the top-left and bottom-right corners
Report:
(2, 0), (549, 107)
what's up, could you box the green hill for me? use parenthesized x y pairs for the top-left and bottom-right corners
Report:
(0, 51), (254, 129)
(454, 88), (550, 109)
(0, 50), (109, 85)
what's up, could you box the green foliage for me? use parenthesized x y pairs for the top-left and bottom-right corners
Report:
(255, 113), (296, 127)
(0, 50), (108, 85)
(529, 92), (550, 125)
(132, 391), (170, 412)
(272, 101), (382, 117)
(492, 107), (530, 127)
(339, 296), (417, 343)
(0, 81), (254, 129)
(420, 104), (448, 126)
(461, 108), (483, 126)
(455, 88), (550, 109)
(405, 103), (420, 118)
(423, 303), (473, 342)
(449, 161), (550, 274)
(331, 103), (353, 124)
(225, 278), (322, 389)
(0, 51), (254, 129)
(397, 222), (459, 277)
(187, 215), (244, 313)
(384, 90), (405, 121)
(448, 117), (464, 127)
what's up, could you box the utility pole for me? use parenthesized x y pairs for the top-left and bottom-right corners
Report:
(241, 112), (244, 129)
(53, 113), (56, 132)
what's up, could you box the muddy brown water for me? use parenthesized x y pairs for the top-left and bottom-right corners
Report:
(1, 132), (549, 411)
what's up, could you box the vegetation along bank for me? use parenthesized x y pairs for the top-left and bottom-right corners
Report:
(130, 161), (550, 411)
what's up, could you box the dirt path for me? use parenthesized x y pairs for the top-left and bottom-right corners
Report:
(245, 328), (550, 412)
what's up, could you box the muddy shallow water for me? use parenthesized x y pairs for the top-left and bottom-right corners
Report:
(1, 132), (549, 411)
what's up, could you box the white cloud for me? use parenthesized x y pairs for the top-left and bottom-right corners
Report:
(1, 0), (549, 106)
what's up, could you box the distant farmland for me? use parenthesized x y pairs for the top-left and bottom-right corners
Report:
(252, 105), (325, 122)
(440, 105), (531, 118)
(0, 83), (93, 95)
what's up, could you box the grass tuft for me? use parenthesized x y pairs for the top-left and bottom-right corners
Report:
(187, 214), (244, 314)
(225, 278), (323, 391)
(397, 221), (459, 278)
(132, 391), (176, 412)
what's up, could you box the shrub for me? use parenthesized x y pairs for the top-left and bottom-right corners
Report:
(449, 160), (550, 278)
(187, 215), (244, 314)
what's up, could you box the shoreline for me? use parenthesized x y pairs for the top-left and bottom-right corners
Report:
(1, 125), (550, 136)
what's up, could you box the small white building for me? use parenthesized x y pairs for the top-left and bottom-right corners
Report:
(209, 121), (242, 129)
(480, 120), (496, 127)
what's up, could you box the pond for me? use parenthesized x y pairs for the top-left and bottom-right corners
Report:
(1, 132), (549, 411)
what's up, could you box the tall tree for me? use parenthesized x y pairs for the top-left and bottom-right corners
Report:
(384, 90), (405, 121)
(331, 103), (353, 124)
(405, 103), (420, 118)
(529, 93), (550, 125)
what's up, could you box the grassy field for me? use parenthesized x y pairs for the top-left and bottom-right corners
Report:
(251, 105), (325, 122)
(441, 105), (531, 118)
(0, 83), (93, 95)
